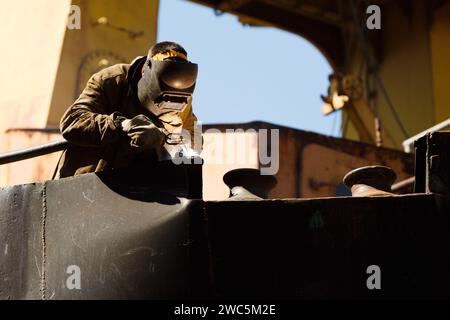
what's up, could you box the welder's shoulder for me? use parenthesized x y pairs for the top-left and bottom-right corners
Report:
(91, 63), (131, 87)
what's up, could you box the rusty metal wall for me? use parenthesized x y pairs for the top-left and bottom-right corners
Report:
(204, 122), (414, 199)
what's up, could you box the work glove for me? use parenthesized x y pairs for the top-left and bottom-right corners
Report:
(120, 115), (166, 152)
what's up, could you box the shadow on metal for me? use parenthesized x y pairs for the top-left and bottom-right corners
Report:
(1, 132), (450, 299)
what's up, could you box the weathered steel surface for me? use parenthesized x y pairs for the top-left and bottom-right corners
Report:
(0, 183), (43, 299)
(0, 173), (206, 300)
(203, 195), (450, 299)
(44, 174), (201, 299)
(0, 154), (449, 299)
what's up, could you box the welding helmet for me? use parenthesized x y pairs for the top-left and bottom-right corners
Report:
(137, 51), (198, 116)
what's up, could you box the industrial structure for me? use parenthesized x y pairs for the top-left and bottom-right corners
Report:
(1, 0), (450, 299)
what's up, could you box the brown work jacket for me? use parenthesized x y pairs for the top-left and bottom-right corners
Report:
(55, 56), (198, 178)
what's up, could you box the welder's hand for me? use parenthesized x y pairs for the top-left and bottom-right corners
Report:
(121, 115), (166, 151)
(127, 125), (166, 151)
(121, 115), (154, 132)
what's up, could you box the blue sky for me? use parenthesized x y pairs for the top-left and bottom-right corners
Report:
(158, 0), (340, 136)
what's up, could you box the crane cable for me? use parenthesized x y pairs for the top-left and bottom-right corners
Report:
(337, 0), (352, 137)
(349, 0), (410, 140)
(337, 0), (391, 141)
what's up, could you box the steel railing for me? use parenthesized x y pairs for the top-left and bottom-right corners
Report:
(0, 140), (68, 165)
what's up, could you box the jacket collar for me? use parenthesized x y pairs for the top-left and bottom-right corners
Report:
(126, 55), (146, 83)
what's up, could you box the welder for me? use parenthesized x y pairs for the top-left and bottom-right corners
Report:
(55, 41), (200, 178)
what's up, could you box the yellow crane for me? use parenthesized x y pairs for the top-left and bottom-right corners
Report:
(188, 0), (450, 149)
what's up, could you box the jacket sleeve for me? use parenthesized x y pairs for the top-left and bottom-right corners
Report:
(60, 72), (123, 147)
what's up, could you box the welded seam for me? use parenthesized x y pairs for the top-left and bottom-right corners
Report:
(40, 183), (47, 300)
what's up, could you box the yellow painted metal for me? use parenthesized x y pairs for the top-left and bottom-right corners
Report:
(430, 1), (450, 124)
(0, 0), (71, 132)
(188, 0), (450, 150)
(47, 0), (159, 126)
(0, 0), (72, 186)
(0, 0), (159, 186)
(344, 1), (437, 148)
